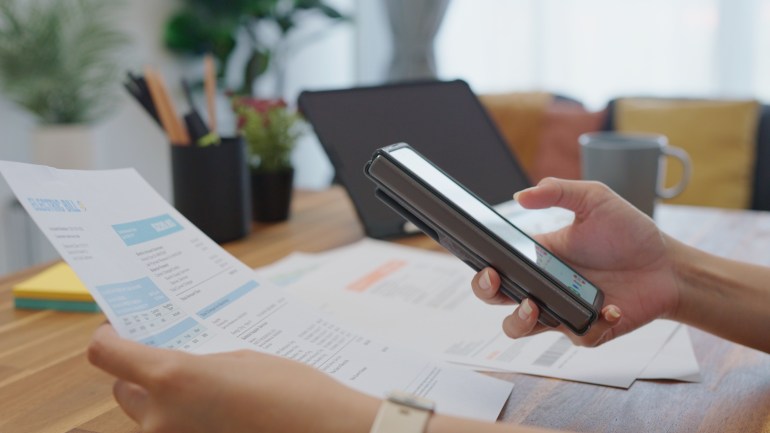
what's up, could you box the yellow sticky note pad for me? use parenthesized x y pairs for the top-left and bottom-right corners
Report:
(13, 262), (93, 302)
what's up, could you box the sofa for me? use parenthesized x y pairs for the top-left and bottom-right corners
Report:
(479, 93), (770, 212)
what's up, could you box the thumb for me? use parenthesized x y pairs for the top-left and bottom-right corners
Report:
(514, 178), (616, 218)
(88, 323), (180, 388)
(571, 305), (623, 347)
(113, 380), (150, 422)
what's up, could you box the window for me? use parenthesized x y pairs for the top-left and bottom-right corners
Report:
(436, 0), (764, 108)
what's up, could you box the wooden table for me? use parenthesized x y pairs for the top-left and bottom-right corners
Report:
(1, 187), (769, 433)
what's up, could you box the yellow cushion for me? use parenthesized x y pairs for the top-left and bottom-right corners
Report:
(615, 98), (760, 209)
(479, 92), (554, 180)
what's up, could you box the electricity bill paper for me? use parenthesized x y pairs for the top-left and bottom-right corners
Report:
(0, 161), (513, 421)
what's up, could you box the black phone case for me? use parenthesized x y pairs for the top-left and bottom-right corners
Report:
(364, 143), (604, 335)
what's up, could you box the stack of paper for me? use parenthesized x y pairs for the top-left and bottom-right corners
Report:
(13, 262), (100, 313)
(255, 239), (701, 388)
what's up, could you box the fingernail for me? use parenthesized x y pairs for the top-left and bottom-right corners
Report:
(479, 270), (492, 291)
(606, 306), (621, 321)
(513, 186), (537, 202)
(518, 299), (533, 320)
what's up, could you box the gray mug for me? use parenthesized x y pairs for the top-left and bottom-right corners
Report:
(579, 132), (691, 217)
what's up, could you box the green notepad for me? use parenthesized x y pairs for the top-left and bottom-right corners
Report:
(14, 297), (100, 313)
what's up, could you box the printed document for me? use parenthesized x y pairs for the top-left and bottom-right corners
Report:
(256, 239), (700, 388)
(0, 161), (512, 421)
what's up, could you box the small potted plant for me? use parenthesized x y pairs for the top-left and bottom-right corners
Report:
(234, 97), (303, 222)
(0, 0), (128, 169)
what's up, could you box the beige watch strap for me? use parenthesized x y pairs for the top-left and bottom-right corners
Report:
(369, 391), (435, 433)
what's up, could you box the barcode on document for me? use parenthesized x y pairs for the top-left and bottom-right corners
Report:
(533, 336), (572, 367)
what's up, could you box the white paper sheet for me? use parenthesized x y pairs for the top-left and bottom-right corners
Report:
(0, 161), (513, 421)
(256, 239), (700, 388)
(638, 325), (701, 382)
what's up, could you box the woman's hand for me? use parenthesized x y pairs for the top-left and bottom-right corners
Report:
(88, 324), (380, 433)
(471, 178), (682, 347)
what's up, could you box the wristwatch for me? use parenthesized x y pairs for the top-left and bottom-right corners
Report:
(369, 391), (435, 433)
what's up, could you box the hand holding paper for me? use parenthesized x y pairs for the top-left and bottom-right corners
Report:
(88, 324), (381, 433)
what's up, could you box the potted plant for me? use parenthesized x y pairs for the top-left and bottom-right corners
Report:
(164, 0), (347, 97)
(0, 0), (128, 169)
(234, 97), (303, 222)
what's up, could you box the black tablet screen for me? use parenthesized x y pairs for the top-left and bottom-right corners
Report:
(299, 81), (531, 238)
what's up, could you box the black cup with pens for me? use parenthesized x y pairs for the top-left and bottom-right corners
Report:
(124, 57), (252, 243)
(171, 137), (251, 243)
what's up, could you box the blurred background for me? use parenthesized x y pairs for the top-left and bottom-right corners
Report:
(1, 0), (769, 275)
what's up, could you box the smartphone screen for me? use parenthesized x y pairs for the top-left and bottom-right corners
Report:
(388, 146), (599, 304)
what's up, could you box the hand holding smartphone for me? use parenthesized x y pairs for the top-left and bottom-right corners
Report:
(364, 143), (604, 335)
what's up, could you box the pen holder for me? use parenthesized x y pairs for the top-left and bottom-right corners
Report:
(171, 137), (252, 243)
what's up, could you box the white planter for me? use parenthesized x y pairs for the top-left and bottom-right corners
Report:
(31, 125), (96, 169)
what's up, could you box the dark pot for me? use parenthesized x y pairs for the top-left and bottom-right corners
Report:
(250, 168), (294, 222)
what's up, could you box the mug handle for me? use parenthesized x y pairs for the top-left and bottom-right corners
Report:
(657, 145), (692, 199)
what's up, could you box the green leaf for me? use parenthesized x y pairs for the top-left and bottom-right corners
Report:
(241, 49), (271, 94)
(164, 10), (237, 58)
(275, 16), (295, 33)
(293, 0), (345, 19)
(317, 4), (345, 19)
(164, 12), (208, 53)
(245, 0), (280, 18)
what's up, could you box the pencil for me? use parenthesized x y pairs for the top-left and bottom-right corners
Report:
(203, 54), (218, 134)
(144, 67), (190, 146)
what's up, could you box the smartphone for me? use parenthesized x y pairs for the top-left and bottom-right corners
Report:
(364, 143), (604, 335)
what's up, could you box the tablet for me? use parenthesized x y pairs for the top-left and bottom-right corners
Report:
(298, 80), (530, 238)
(364, 143), (604, 335)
